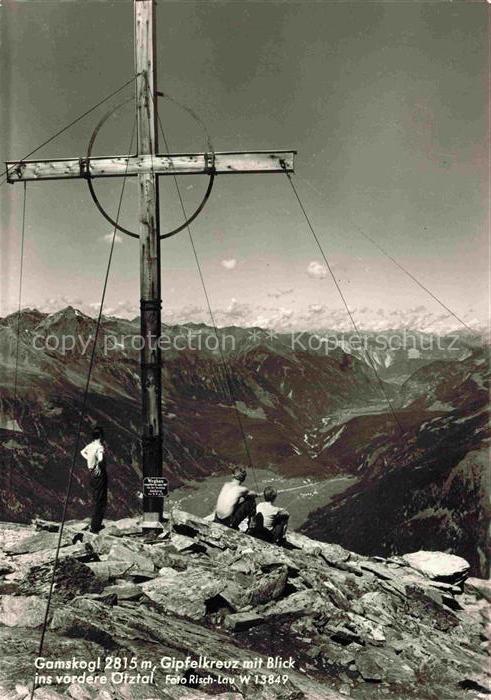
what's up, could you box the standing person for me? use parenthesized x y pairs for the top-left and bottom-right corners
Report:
(214, 468), (259, 531)
(255, 487), (290, 544)
(80, 426), (107, 534)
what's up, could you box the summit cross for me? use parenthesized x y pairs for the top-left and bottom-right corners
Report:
(6, 0), (296, 529)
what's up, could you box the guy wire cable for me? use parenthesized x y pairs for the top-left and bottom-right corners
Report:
(8, 182), (27, 495)
(0, 75), (139, 187)
(282, 168), (404, 436)
(29, 118), (137, 700)
(296, 174), (476, 335)
(149, 88), (260, 491)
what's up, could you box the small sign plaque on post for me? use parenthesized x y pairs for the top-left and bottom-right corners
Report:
(143, 476), (169, 498)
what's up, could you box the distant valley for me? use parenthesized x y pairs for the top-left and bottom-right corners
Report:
(0, 306), (488, 574)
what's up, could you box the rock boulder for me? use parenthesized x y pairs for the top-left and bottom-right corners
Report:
(0, 595), (47, 627)
(402, 551), (470, 585)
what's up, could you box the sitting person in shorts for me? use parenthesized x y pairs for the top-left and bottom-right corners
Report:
(255, 487), (290, 544)
(214, 468), (259, 531)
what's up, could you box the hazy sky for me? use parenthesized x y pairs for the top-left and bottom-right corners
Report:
(0, 0), (488, 331)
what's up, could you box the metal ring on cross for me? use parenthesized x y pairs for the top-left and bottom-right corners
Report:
(85, 93), (215, 240)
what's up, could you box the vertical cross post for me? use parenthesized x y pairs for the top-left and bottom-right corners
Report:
(135, 0), (163, 529)
(5, 0), (296, 531)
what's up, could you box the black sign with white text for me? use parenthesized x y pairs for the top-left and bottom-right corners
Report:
(143, 477), (168, 498)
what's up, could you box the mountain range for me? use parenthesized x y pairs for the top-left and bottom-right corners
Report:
(17, 298), (487, 335)
(0, 306), (488, 575)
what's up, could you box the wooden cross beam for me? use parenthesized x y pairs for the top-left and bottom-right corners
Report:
(6, 0), (296, 531)
(5, 151), (295, 182)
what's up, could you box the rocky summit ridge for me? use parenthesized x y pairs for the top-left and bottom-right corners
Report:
(0, 511), (489, 700)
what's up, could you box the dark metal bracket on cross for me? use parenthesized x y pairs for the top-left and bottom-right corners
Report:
(5, 0), (296, 530)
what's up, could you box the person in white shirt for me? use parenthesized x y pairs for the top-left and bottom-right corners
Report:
(80, 426), (107, 533)
(255, 487), (289, 544)
(214, 468), (259, 530)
